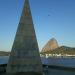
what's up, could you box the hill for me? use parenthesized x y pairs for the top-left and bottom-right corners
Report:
(42, 38), (59, 52)
(41, 46), (75, 55)
(0, 51), (10, 56)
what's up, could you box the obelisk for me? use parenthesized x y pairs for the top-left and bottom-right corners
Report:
(6, 0), (43, 75)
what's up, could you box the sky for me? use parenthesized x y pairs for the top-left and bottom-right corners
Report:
(0, 0), (75, 51)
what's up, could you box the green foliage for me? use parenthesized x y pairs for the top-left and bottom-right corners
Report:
(41, 46), (75, 55)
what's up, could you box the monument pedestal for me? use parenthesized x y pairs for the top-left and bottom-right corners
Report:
(6, 72), (43, 75)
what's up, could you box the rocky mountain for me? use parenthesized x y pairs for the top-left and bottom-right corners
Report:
(41, 46), (75, 55)
(42, 38), (59, 52)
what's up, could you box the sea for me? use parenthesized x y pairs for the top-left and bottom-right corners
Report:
(41, 57), (75, 68)
(0, 56), (9, 64)
(0, 56), (75, 75)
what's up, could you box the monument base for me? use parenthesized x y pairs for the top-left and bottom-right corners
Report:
(6, 72), (43, 75)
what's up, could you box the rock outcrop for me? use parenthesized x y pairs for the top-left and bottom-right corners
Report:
(42, 38), (59, 52)
(41, 46), (75, 55)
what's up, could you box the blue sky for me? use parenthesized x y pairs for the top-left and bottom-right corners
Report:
(0, 0), (75, 51)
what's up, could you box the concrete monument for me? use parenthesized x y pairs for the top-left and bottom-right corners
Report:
(6, 0), (43, 75)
